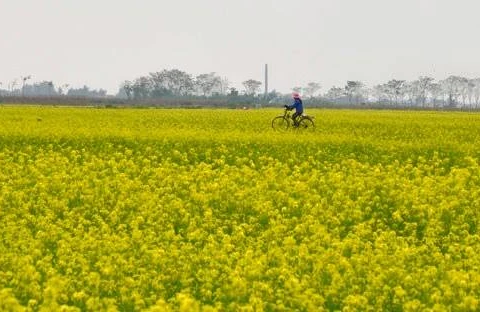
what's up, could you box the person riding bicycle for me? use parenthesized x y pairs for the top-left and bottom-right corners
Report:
(284, 92), (303, 126)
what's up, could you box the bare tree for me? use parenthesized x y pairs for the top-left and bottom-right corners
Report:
(219, 77), (230, 95)
(21, 75), (32, 96)
(440, 75), (466, 107)
(372, 84), (389, 103)
(9, 79), (18, 95)
(195, 72), (221, 96)
(120, 81), (134, 99)
(168, 69), (194, 96)
(242, 79), (262, 96)
(344, 81), (364, 104)
(401, 82), (417, 106)
(303, 82), (321, 98)
(415, 76), (434, 107)
(149, 72), (169, 97)
(428, 82), (443, 108)
(384, 80), (406, 105)
(132, 77), (151, 99)
(325, 86), (345, 104)
(471, 78), (480, 108)
(228, 87), (239, 96)
(457, 77), (470, 108)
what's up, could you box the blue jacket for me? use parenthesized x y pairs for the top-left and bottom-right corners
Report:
(287, 98), (303, 114)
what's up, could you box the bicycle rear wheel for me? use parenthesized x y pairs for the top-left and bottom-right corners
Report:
(272, 116), (290, 131)
(296, 117), (315, 132)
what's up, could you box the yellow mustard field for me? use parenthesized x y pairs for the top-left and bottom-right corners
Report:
(1, 106), (480, 311)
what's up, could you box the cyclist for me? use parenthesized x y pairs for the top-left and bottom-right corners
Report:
(284, 92), (303, 126)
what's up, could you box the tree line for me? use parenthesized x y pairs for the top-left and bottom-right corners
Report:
(1, 70), (480, 109)
(326, 76), (480, 108)
(0, 80), (107, 98)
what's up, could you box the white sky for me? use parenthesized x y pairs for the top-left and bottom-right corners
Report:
(2, 0), (480, 95)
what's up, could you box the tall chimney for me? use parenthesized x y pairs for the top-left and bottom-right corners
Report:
(264, 64), (268, 97)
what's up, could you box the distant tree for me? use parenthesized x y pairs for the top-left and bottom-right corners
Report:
(265, 89), (281, 102)
(457, 77), (470, 107)
(325, 86), (345, 103)
(149, 72), (170, 98)
(24, 81), (57, 96)
(218, 77), (230, 95)
(291, 86), (302, 94)
(195, 72), (221, 96)
(402, 82), (418, 106)
(466, 79), (476, 107)
(94, 89), (107, 97)
(384, 80), (406, 105)
(303, 82), (321, 98)
(228, 87), (239, 96)
(67, 85), (106, 97)
(372, 84), (389, 103)
(161, 69), (194, 96)
(471, 78), (480, 108)
(144, 69), (194, 98)
(9, 79), (19, 95)
(21, 75), (32, 96)
(132, 77), (151, 99)
(242, 79), (262, 96)
(58, 84), (70, 96)
(428, 82), (443, 108)
(120, 80), (134, 99)
(440, 75), (464, 107)
(344, 81), (364, 104)
(415, 76), (434, 107)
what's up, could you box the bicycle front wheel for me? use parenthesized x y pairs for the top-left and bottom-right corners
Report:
(272, 116), (290, 131)
(296, 117), (315, 132)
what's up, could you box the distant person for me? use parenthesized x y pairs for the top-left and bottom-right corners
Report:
(284, 92), (303, 126)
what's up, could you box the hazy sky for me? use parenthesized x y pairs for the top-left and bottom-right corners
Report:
(2, 0), (480, 95)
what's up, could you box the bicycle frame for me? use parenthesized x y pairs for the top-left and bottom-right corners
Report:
(272, 108), (315, 131)
(282, 109), (313, 123)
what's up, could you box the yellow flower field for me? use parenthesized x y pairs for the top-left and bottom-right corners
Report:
(1, 106), (480, 311)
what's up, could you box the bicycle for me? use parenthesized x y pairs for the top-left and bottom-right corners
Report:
(271, 108), (315, 132)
